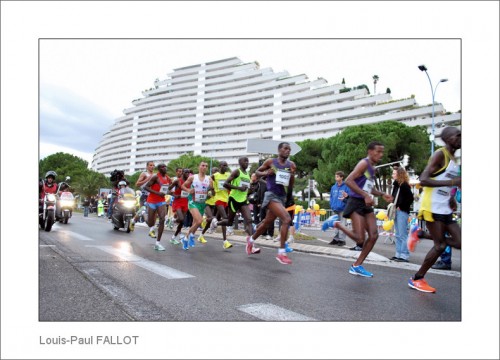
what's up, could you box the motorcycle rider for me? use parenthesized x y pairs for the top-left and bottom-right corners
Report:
(39, 171), (58, 227)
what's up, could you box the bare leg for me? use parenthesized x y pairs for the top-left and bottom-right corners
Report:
(353, 213), (378, 266)
(414, 221), (448, 278)
(266, 201), (291, 250)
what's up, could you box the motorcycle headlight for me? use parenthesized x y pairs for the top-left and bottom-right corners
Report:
(47, 194), (56, 202)
(61, 200), (74, 207)
(123, 201), (136, 209)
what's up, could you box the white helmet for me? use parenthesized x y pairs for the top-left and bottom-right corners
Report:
(118, 180), (127, 187)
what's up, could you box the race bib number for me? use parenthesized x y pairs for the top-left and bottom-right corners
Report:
(275, 169), (291, 186)
(362, 179), (374, 194)
(218, 180), (226, 190)
(240, 180), (250, 189)
(195, 192), (207, 203)
(160, 185), (169, 194)
(180, 190), (189, 198)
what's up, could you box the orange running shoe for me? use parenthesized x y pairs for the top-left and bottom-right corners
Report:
(408, 277), (436, 293)
(407, 225), (420, 252)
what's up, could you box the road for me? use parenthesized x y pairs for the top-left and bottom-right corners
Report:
(39, 213), (461, 321)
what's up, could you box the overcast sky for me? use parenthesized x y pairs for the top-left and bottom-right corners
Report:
(2, 1), (499, 359)
(39, 38), (461, 164)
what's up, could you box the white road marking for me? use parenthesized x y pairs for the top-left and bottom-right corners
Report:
(237, 303), (316, 321)
(57, 230), (94, 241)
(87, 245), (194, 279)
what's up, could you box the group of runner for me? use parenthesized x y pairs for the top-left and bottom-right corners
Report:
(124, 128), (461, 294)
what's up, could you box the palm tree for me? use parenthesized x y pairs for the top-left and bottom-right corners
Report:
(372, 75), (379, 94)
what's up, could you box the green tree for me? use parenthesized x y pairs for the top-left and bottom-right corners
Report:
(166, 152), (219, 176)
(291, 138), (327, 199)
(126, 171), (142, 190)
(71, 170), (109, 198)
(313, 121), (430, 196)
(39, 152), (89, 183)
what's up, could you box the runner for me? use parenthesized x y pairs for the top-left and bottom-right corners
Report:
(168, 168), (191, 245)
(247, 143), (297, 265)
(204, 164), (233, 249)
(143, 163), (171, 251)
(130, 161), (155, 230)
(212, 157), (254, 242)
(332, 141), (393, 277)
(180, 161), (213, 250)
(407, 127), (461, 293)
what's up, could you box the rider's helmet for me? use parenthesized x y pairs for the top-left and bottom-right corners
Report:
(45, 171), (57, 180)
(118, 180), (127, 187)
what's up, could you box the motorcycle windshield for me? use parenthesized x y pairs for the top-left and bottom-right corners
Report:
(119, 188), (135, 196)
(60, 192), (74, 200)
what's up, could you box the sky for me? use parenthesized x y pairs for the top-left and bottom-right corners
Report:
(2, 1), (499, 359)
(39, 38), (462, 165)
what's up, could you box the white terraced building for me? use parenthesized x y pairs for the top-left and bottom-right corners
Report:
(91, 57), (461, 174)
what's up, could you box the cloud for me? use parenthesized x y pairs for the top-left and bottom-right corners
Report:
(39, 83), (115, 155)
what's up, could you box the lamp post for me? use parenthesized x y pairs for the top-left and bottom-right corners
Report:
(418, 65), (448, 154)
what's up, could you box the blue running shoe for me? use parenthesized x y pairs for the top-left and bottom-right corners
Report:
(284, 242), (294, 253)
(349, 265), (373, 277)
(181, 235), (189, 251)
(188, 234), (195, 247)
(321, 214), (339, 231)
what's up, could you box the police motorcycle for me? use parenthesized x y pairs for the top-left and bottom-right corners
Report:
(39, 171), (58, 232)
(110, 181), (137, 233)
(55, 176), (75, 224)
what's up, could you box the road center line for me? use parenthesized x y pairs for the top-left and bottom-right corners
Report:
(237, 303), (316, 321)
(87, 245), (194, 280)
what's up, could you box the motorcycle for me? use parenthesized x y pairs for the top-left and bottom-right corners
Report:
(58, 191), (75, 224)
(40, 192), (57, 232)
(55, 177), (74, 224)
(110, 188), (137, 233)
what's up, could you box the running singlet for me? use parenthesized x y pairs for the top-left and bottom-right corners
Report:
(350, 158), (375, 199)
(213, 171), (231, 203)
(188, 174), (210, 204)
(140, 171), (154, 195)
(266, 158), (292, 197)
(172, 178), (189, 206)
(419, 148), (459, 216)
(229, 169), (251, 202)
(147, 173), (171, 204)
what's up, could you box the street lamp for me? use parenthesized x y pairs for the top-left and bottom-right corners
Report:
(418, 65), (448, 154)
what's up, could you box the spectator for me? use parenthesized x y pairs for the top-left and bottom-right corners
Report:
(328, 170), (350, 246)
(83, 197), (90, 217)
(389, 167), (414, 262)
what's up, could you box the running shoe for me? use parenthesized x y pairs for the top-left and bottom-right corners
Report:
(148, 229), (157, 238)
(284, 242), (294, 253)
(349, 265), (373, 277)
(350, 245), (363, 251)
(170, 235), (180, 245)
(321, 214), (340, 231)
(265, 235), (272, 240)
(227, 226), (234, 235)
(181, 235), (189, 250)
(408, 277), (436, 293)
(274, 236), (281, 242)
(407, 225), (420, 252)
(223, 240), (233, 249)
(188, 234), (195, 247)
(129, 221), (135, 231)
(210, 218), (218, 231)
(198, 235), (207, 244)
(154, 243), (166, 251)
(276, 253), (292, 265)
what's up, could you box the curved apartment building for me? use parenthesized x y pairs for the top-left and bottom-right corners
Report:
(91, 57), (461, 174)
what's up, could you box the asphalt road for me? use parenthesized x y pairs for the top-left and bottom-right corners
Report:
(39, 213), (461, 322)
